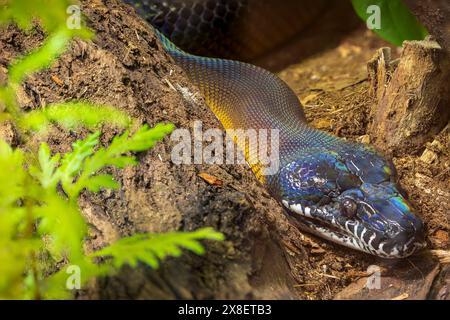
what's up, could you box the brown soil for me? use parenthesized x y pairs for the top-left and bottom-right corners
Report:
(0, 0), (448, 300)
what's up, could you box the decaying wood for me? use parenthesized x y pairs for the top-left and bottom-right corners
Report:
(429, 265), (450, 300)
(367, 38), (450, 155)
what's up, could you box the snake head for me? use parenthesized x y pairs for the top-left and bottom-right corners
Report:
(275, 147), (426, 258)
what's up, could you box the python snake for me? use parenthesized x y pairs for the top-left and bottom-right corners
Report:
(126, 0), (425, 258)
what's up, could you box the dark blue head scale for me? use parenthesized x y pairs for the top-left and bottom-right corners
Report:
(275, 144), (426, 258)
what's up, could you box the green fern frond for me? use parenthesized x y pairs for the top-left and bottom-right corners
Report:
(71, 123), (174, 198)
(0, 0), (93, 36)
(20, 102), (132, 132)
(58, 132), (100, 197)
(0, 139), (42, 298)
(0, 140), (26, 207)
(29, 143), (61, 189)
(31, 123), (175, 200)
(92, 227), (225, 269)
(34, 194), (87, 261)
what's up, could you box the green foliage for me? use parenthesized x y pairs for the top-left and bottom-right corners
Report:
(73, 124), (174, 195)
(20, 102), (132, 132)
(1, 0), (93, 86)
(0, 0), (88, 34)
(0, 140), (37, 298)
(0, 122), (222, 299)
(351, 0), (428, 46)
(92, 228), (225, 269)
(32, 123), (174, 200)
(0, 0), (224, 300)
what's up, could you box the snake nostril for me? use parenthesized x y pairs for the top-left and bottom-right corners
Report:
(386, 224), (400, 237)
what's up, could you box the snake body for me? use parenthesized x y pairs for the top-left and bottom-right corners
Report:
(127, 0), (426, 258)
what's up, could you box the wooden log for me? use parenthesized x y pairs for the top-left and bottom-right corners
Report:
(367, 38), (450, 155)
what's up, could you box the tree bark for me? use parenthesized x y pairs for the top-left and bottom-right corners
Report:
(367, 39), (450, 155)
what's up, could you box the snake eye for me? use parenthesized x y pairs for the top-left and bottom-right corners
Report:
(341, 198), (357, 218)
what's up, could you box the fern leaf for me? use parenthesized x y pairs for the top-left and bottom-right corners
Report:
(71, 123), (174, 197)
(0, 0), (87, 33)
(123, 123), (176, 152)
(20, 102), (131, 132)
(29, 143), (61, 189)
(84, 174), (120, 192)
(58, 132), (100, 197)
(34, 194), (87, 261)
(92, 227), (224, 269)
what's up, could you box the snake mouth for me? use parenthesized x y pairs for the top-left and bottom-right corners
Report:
(282, 200), (426, 258)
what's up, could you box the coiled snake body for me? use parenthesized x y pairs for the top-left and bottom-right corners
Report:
(127, 0), (425, 258)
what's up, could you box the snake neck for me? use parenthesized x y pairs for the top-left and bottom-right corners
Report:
(157, 30), (348, 183)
